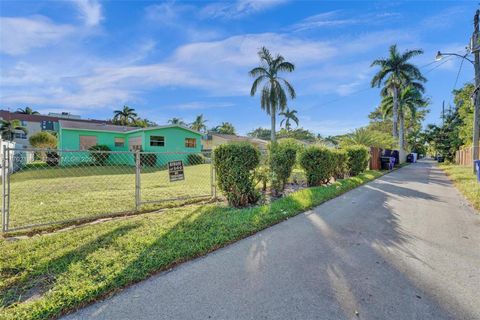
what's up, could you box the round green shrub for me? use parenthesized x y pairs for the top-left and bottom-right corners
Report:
(88, 144), (111, 165)
(332, 149), (348, 180)
(299, 146), (335, 186)
(213, 143), (260, 207)
(268, 139), (298, 193)
(345, 145), (370, 176)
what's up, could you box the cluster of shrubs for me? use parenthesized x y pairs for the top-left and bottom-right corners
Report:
(213, 141), (370, 207)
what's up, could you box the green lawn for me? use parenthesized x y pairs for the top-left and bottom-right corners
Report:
(8, 164), (212, 230)
(0, 170), (382, 320)
(439, 164), (480, 211)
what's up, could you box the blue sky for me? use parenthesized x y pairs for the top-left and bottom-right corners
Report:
(0, 0), (477, 136)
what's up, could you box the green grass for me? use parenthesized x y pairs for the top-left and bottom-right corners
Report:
(439, 164), (480, 211)
(0, 170), (383, 320)
(8, 164), (212, 230)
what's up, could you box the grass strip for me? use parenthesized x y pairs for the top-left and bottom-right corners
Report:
(439, 164), (480, 211)
(0, 170), (382, 320)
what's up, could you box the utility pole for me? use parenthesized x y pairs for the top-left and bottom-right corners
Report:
(442, 101), (445, 126)
(473, 9), (480, 172)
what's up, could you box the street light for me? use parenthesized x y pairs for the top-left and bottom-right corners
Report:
(435, 51), (474, 64)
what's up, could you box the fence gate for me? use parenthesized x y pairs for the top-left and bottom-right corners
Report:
(1, 148), (215, 233)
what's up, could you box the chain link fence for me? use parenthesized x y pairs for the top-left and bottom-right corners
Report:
(1, 147), (214, 232)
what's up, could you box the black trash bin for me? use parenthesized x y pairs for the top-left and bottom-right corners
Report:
(406, 154), (414, 163)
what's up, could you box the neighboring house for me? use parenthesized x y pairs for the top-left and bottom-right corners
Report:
(58, 120), (203, 166)
(0, 110), (106, 148)
(202, 132), (268, 151)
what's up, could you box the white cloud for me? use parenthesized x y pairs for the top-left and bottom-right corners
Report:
(72, 0), (103, 26)
(200, 0), (287, 19)
(0, 16), (74, 55)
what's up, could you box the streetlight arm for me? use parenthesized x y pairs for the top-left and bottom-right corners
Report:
(436, 51), (474, 64)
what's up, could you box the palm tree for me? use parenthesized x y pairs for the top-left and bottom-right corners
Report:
(279, 108), (299, 131)
(0, 119), (28, 141)
(212, 122), (236, 135)
(190, 114), (207, 133)
(16, 107), (39, 115)
(380, 86), (428, 147)
(168, 118), (186, 126)
(113, 106), (137, 125)
(249, 47), (295, 142)
(370, 44), (426, 154)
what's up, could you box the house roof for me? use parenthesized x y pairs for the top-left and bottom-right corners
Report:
(59, 120), (202, 135)
(207, 132), (268, 145)
(0, 110), (107, 124)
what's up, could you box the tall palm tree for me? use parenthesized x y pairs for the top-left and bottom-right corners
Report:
(190, 114), (207, 133)
(16, 107), (39, 115)
(371, 44), (426, 154)
(249, 47), (296, 142)
(279, 108), (299, 131)
(380, 86), (428, 147)
(168, 118), (186, 126)
(0, 119), (28, 141)
(113, 106), (137, 125)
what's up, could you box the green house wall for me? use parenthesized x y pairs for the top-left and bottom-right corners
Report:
(58, 125), (202, 167)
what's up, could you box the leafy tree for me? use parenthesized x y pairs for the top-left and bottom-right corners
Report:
(212, 122), (236, 135)
(249, 47), (295, 142)
(454, 83), (475, 146)
(29, 131), (57, 149)
(277, 127), (316, 142)
(16, 107), (39, 115)
(167, 117), (187, 126)
(190, 114), (208, 133)
(279, 108), (299, 131)
(0, 119), (28, 141)
(113, 106), (137, 125)
(247, 127), (271, 140)
(371, 44), (426, 154)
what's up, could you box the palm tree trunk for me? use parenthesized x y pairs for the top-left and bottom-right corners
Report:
(392, 86), (399, 138)
(271, 113), (276, 142)
(399, 110), (406, 163)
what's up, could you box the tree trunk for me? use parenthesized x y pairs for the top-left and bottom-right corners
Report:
(392, 86), (399, 138)
(271, 112), (276, 142)
(399, 110), (406, 163)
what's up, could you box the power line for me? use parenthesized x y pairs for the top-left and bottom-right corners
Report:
(315, 57), (453, 108)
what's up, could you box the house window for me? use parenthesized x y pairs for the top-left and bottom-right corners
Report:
(21, 120), (27, 126)
(114, 137), (125, 147)
(41, 121), (54, 131)
(129, 136), (142, 151)
(150, 135), (165, 147)
(185, 138), (196, 148)
(79, 136), (97, 150)
(14, 132), (27, 139)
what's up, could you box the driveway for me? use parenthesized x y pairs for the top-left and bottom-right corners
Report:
(64, 160), (480, 320)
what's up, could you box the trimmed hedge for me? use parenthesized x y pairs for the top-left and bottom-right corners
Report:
(332, 149), (348, 180)
(269, 139), (298, 193)
(299, 146), (335, 186)
(345, 145), (370, 176)
(213, 143), (260, 207)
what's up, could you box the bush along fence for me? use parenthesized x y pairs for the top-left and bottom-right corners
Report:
(213, 141), (371, 208)
(1, 147), (214, 232)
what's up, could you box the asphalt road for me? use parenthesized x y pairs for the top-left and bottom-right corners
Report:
(64, 160), (480, 320)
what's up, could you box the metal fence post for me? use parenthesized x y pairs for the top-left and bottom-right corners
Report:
(210, 155), (216, 199)
(135, 150), (141, 211)
(2, 145), (9, 232)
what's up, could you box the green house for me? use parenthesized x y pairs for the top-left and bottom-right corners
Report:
(58, 120), (203, 166)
